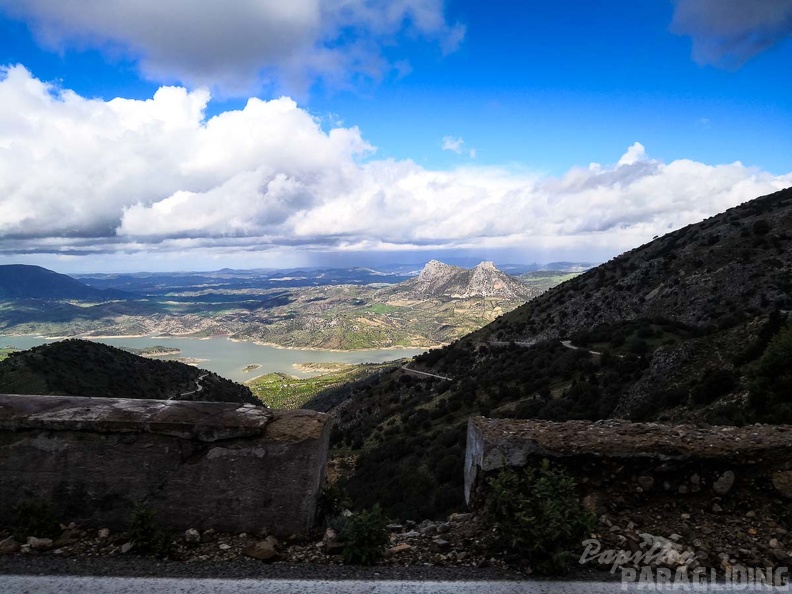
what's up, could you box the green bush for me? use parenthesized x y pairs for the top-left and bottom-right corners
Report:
(752, 219), (772, 236)
(691, 368), (737, 406)
(733, 310), (783, 366)
(127, 502), (172, 556)
(483, 459), (595, 575)
(748, 325), (792, 422)
(626, 337), (649, 355)
(316, 483), (352, 524)
(342, 504), (389, 566)
(12, 500), (59, 539)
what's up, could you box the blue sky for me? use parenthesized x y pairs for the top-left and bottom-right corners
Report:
(0, 0), (790, 272)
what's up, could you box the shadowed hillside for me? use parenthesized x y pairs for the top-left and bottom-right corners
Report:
(305, 187), (792, 520)
(0, 339), (258, 405)
(0, 265), (130, 300)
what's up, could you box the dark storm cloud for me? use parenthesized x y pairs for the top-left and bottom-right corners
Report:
(671, 0), (792, 67)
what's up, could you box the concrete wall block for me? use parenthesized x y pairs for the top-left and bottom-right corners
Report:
(0, 394), (330, 536)
(465, 416), (792, 508)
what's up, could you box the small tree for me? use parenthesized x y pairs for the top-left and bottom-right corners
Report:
(127, 502), (172, 556)
(342, 504), (389, 566)
(12, 500), (59, 540)
(484, 459), (595, 574)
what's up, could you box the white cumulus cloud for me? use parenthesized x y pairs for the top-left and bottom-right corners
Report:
(441, 136), (465, 153)
(0, 0), (465, 94)
(442, 135), (475, 158)
(1, 66), (791, 264)
(617, 142), (648, 166)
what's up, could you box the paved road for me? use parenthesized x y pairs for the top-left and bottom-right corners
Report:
(490, 339), (609, 356)
(176, 373), (209, 398)
(401, 364), (453, 382)
(560, 339), (603, 356)
(560, 340), (625, 358)
(0, 575), (767, 593)
(489, 339), (535, 348)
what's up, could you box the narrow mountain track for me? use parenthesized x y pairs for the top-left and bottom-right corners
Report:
(176, 373), (209, 399)
(559, 339), (602, 355)
(401, 364), (453, 382)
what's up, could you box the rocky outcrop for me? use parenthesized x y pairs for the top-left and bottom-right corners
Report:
(400, 260), (536, 300)
(0, 394), (330, 536)
(463, 261), (527, 299)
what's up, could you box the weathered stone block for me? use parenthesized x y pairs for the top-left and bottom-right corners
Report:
(465, 417), (792, 506)
(0, 394), (330, 536)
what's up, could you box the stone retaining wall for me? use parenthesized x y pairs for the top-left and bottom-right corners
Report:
(0, 394), (330, 536)
(465, 417), (792, 506)
(465, 417), (792, 577)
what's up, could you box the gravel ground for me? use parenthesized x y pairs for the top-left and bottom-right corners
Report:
(11, 491), (788, 586)
(0, 511), (619, 583)
(0, 575), (650, 594)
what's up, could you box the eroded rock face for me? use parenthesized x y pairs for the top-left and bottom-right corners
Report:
(0, 394), (330, 536)
(404, 260), (536, 300)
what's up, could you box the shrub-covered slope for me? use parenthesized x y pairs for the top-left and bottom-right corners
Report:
(484, 188), (792, 343)
(305, 187), (792, 520)
(0, 339), (258, 404)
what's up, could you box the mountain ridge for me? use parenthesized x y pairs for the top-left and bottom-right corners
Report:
(307, 186), (792, 520)
(0, 339), (258, 405)
(0, 261), (552, 350)
(0, 265), (130, 300)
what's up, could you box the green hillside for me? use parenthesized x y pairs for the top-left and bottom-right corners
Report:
(0, 339), (258, 404)
(247, 362), (397, 409)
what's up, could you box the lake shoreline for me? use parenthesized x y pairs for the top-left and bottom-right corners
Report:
(2, 332), (439, 353)
(0, 334), (426, 384)
(236, 336), (439, 353)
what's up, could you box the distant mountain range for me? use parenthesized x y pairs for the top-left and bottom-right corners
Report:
(0, 265), (130, 300)
(72, 262), (592, 294)
(74, 266), (417, 294)
(0, 260), (587, 299)
(0, 261), (564, 349)
(0, 339), (257, 404)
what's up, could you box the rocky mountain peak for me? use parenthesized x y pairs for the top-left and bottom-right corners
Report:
(465, 261), (527, 299)
(405, 260), (535, 300)
(417, 260), (461, 282)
